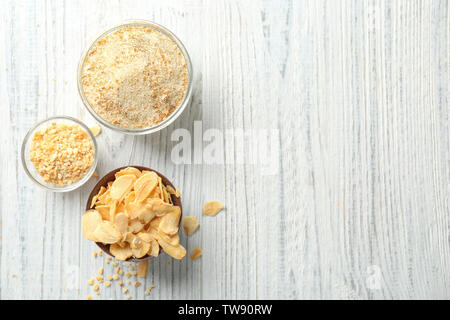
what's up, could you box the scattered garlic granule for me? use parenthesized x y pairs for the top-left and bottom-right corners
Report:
(190, 248), (202, 260)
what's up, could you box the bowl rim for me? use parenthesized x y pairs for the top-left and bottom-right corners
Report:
(77, 20), (194, 135)
(21, 115), (98, 192)
(85, 165), (182, 262)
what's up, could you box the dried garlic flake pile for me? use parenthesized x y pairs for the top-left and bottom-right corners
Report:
(82, 167), (185, 260)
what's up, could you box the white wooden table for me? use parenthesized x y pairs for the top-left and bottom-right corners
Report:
(1, 0), (449, 300)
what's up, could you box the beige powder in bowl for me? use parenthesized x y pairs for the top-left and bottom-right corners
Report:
(81, 25), (188, 129)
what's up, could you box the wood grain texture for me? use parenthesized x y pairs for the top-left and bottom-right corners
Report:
(0, 0), (448, 299)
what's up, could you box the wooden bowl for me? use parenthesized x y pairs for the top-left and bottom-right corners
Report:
(85, 165), (182, 262)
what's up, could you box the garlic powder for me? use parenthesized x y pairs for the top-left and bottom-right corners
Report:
(81, 25), (188, 129)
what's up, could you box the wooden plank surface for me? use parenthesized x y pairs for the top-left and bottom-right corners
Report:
(0, 0), (448, 299)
